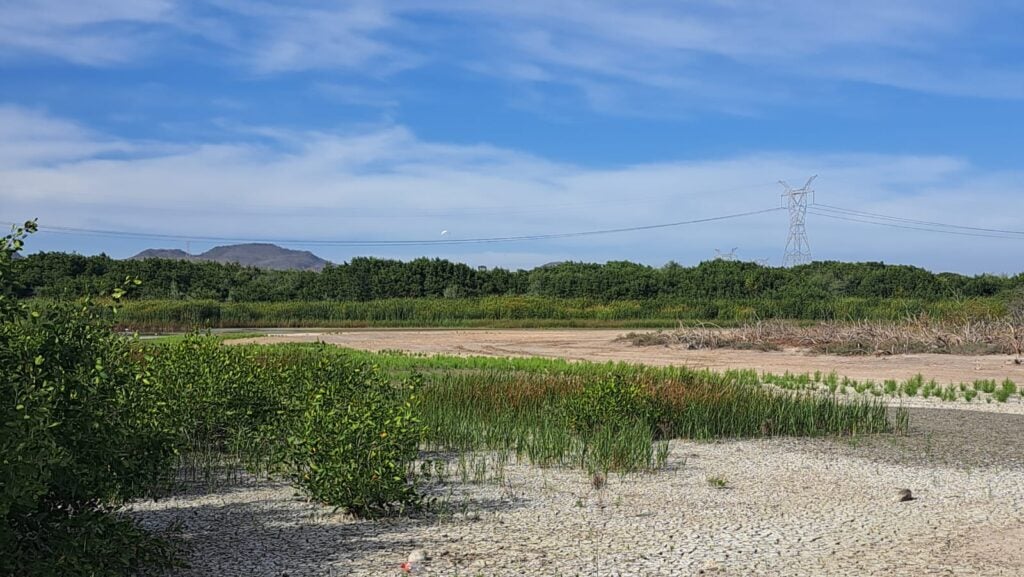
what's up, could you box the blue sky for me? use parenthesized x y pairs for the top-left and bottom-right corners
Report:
(2, 1), (1023, 273)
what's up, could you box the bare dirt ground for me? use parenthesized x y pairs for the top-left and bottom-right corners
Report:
(133, 416), (1024, 576)
(237, 328), (1024, 386)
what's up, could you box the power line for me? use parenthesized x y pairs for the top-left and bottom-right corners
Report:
(1, 207), (785, 247)
(8, 182), (778, 221)
(806, 209), (1024, 240)
(813, 203), (1024, 236)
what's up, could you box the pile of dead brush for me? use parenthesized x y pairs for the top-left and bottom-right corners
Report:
(622, 317), (1024, 357)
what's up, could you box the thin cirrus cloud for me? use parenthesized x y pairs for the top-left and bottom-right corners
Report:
(2, 105), (1023, 273)
(2, 1), (1022, 105)
(194, 0), (416, 75)
(0, 0), (175, 65)
(0, 106), (138, 166)
(0, 0), (411, 72)
(441, 1), (1024, 105)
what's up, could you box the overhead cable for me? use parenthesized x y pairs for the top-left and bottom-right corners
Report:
(1, 207), (785, 247)
(813, 203), (1024, 236)
(807, 209), (1024, 240)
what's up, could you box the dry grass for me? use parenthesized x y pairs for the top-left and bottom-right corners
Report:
(624, 317), (1024, 357)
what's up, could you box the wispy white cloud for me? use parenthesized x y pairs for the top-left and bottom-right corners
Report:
(2, 106), (1022, 272)
(194, 0), (415, 74)
(0, 105), (137, 165)
(3, 1), (1021, 107)
(0, 0), (411, 72)
(0, 0), (175, 64)
(438, 0), (1024, 105)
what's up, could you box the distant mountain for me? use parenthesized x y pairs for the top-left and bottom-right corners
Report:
(133, 249), (194, 261)
(130, 243), (330, 271)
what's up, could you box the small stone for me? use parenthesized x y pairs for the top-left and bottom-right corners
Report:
(895, 488), (914, 502)
(408, 549), (429, 563)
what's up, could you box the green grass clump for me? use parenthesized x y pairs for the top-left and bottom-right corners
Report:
(903, 374), (923, 397)
(993, 379), (1018, 403)
(341, 347), (901, 474)
(974, 379), (998, 394)
(707, 476), (729, 489)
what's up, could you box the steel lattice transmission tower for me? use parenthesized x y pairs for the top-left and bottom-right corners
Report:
(779, 175), (816, 267)
(714, 247), (738, 261)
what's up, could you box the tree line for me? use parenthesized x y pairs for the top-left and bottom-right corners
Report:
(12, 252), (1023, 303)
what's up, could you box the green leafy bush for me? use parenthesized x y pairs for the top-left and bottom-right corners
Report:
(1, 222), (178, 576)
(146, 339), (424, 517)
(563, 376), (663, 473)
(564, 375), (657, 435)
(284, 360), (422, 516)
(146, 337), (292, 452)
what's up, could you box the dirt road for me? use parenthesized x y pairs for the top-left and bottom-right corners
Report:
(238, 329), (1024, 385)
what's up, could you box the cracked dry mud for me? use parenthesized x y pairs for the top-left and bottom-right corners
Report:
(130, 406), (1024, 577)
(130, 330), (1024, 576)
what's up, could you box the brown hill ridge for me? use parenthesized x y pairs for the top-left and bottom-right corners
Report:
(130, 243), (329, 271)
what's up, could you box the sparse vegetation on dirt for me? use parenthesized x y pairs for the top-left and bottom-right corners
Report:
(750, 369), (1022, 406)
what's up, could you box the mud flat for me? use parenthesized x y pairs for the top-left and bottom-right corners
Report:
(131, 406), (1024, 577)
(135, 330), (1024, 575)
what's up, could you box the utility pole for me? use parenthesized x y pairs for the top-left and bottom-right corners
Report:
(780, 175), (816, 267)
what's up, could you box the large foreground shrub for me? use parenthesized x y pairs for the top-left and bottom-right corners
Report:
(1, 222), (178, 576)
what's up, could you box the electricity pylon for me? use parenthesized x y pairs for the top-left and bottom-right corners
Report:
(780, 175), (816, 267)
(714, 247), (738, 261)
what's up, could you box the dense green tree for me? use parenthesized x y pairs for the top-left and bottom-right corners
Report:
(11, 253), (1022, 304)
